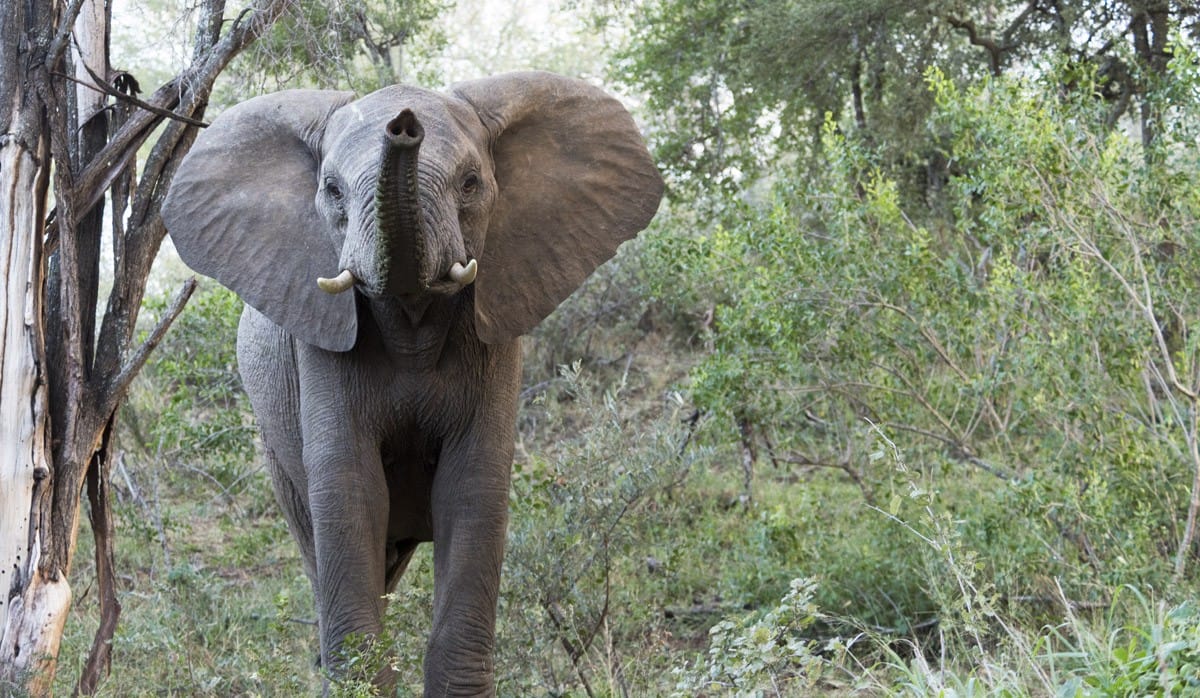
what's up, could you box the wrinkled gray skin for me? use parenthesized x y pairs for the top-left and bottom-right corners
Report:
(162, 71), (663, 695)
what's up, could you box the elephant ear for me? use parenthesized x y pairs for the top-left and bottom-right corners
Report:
(163, 90), (357, 352)
(452, 71), (664, 344)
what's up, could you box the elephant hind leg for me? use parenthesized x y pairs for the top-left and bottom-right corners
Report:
(238, 306), (315, 581)
(263, 445), (317, 583)
(384, 539), (420, 593)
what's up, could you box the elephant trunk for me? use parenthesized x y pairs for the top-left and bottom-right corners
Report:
(375, 109), (430, 297)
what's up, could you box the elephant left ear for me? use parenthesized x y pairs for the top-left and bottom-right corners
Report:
(452, 71), (664, 344)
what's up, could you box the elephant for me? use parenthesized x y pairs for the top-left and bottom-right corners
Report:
(161, 70), (663, 694)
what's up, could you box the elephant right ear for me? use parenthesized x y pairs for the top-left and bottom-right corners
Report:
(163, 90), (358, 352)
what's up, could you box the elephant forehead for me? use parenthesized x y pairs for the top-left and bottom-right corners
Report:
(325, 88), (477, 162)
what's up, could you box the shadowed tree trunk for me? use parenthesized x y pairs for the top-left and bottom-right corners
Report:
(1129, 1), (1173, 157)
(0, 0), (292, 692)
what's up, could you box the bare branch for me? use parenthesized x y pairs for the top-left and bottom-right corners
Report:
(776, 448), (876, 504)
(880, 423), (1013, 480)
(70, 0), (295, 221)
(192, 0), (228, 59)
(76, 425), (121, 695)
(1000, 1), (1039, 48)
(54, 68), (209, 127)
(45, 0), (89, 67)
(946, 15), (1005, 76)
(104, 277), (197, 414)
(861, 299), (969, 382)
(545, 601), (597, 698)
(64, 77), (186, 226)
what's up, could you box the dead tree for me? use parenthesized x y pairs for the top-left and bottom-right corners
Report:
(0, 0), (293, 692)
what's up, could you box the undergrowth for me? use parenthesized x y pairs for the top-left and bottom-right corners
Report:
(56, 277), (1200, 696)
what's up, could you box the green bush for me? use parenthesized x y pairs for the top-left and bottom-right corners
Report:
(671, 577), (834, 695)
(499, 362), (699, 694)
(641, 41), (1200, 632)
(124, 282), (255, 492)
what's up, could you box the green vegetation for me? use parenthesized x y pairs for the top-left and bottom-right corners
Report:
(233, 0), (448, 92)
(55, 1), (1200, 695)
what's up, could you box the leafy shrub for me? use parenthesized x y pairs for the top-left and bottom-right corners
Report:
(123, 282), (255, 492)
(671, 577), (834, 695)
(641, 43), (1200, 625)
(499, 362), (699, 694)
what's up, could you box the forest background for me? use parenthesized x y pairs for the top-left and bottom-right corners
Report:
(36, 0), (1200, 694)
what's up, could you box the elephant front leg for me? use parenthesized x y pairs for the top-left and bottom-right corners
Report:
(305, 440), (394, 689)
(424, 436), (514, 697)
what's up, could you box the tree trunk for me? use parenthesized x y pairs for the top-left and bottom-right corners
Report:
(0, 115), (66, 698)
(1129, 1), (1172, 157)
(0, 0), (70, 691)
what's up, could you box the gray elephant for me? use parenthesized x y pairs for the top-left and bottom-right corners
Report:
(161, 71), (662, 694)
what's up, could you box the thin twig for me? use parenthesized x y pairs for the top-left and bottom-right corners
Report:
(1003, 595), (1109, 611)
(545, 602), (596, 698)
(862, 298), (1008, 436)
(880, 422), (1013, 480)
(54, 68), (209, 127)
(775, 450), (876, 505)
(115, 452), (171, 567)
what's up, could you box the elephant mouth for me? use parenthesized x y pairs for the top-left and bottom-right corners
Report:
(317, 259), (477, 296)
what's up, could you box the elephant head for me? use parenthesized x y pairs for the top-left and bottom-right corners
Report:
(163, 71), (664, 350)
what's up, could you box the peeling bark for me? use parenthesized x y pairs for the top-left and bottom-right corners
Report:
(1, 0), (60, 679)
(1, 100), (65, 698)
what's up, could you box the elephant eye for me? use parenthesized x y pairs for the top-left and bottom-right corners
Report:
(461, 172), (480, 196)
(321, 177), (346, 220)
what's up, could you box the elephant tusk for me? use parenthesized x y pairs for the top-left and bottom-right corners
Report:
(317, 269), (356, 294)
(448, 259), (478, 285)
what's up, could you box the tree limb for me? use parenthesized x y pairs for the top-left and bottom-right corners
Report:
(1000, 1), (1039, 49)
(54, 67), (209, 127)
(45, 0), (89, 68)
(76, 422), (121, 696)
(103, 277), (197, 417)
(946, 15), (1004, 76)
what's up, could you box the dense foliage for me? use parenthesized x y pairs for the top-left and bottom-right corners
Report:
(649, 50), (1200, 584)
(615, 1), (1200, 691)
(231, 0), (448, 93)
(613, 0), (1198, 194)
